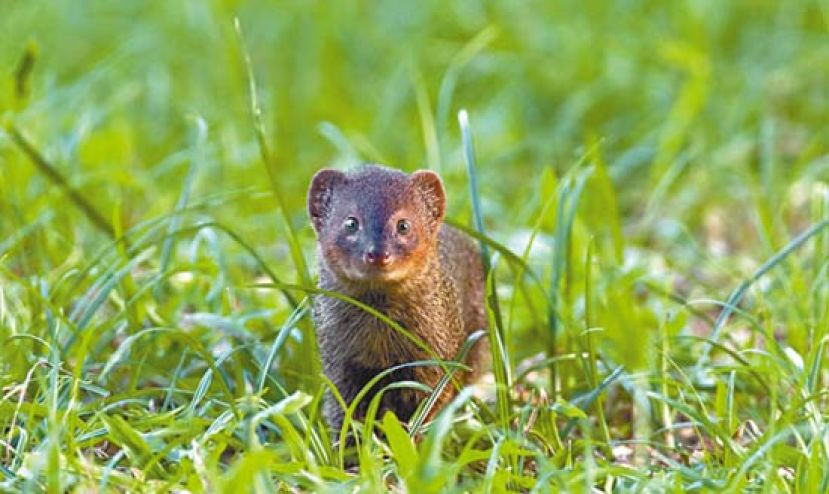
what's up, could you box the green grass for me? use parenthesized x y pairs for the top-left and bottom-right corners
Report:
(1, 0), (828, 492)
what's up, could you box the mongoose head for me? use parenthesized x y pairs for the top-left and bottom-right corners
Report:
(308, 164), (446, 284)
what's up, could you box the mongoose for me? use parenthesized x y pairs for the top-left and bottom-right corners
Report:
(307, 164), (488, 436)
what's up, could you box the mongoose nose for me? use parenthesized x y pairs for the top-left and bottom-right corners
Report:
(364, 250), (391, 267)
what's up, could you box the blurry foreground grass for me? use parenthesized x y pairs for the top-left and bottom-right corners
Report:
(1, 1), (829, 492)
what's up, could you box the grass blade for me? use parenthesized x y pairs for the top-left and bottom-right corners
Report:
(4, 122), (116, 240)
(696, 220), (829, 373)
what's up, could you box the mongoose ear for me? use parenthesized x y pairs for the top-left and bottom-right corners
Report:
(410, 170), (446, 224)
(308, 169), (346, 232)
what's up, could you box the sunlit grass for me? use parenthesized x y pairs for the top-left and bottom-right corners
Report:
(1, 0), (828, 492)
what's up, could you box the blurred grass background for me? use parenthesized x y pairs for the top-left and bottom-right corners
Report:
(1, 0), (828, 491)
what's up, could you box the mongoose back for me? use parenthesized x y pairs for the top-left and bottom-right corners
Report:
(307, 164), (488, 435)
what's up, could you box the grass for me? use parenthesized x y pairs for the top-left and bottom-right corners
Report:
(1, 0), (828, 492)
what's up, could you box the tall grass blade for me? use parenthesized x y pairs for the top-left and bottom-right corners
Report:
(257, 301), (309, 394)
(233, 18), (311, 287)
(459, 109), (511, 428)
(696, 220), (829, 373)
(4, 123), (116, 240)
(155, 116), (205, 297)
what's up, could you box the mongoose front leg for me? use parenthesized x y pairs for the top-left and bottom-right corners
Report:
(323, 363), (374, 440)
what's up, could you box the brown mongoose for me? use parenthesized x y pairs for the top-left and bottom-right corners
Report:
(307, 164), (488, 436)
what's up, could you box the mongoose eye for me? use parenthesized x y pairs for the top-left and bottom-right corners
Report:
(396, 219), (412, 235)
(343, 217), (360, 233)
